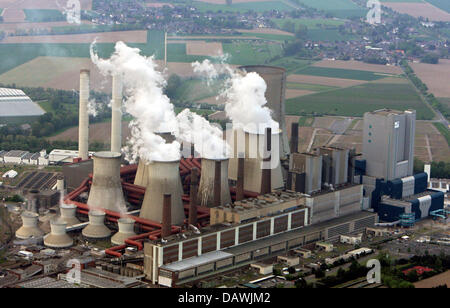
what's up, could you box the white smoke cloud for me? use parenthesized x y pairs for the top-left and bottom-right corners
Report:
(193, 60), (279, 135)
(87, 98), (99, 117)
(90, 41), (181, 162)
(176, 109), (230, 159)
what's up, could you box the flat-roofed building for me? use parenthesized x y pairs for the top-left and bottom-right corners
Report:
(3, 150), (28, 164)
(0, 88), (45, 124)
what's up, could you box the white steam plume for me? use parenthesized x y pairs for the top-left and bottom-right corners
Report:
(176, 109), (230, 159)
(90, 41), (181, 162)
(193, 60), (279, 134)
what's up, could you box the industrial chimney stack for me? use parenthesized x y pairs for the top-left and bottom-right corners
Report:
(111, 74), (123, 153)
(79, 69), (90, 160)
(199, 158), (232, 208)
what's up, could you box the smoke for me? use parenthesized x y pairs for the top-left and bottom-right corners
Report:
(87, 98), (99, 117)
(177, 109), (230, 159)
(193, 60), (279, 135)
(90, 41), (181, 163)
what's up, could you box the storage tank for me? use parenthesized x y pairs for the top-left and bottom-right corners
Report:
(60, 203), (80, 226)
(82, 211), (111, 239)
(198, 158), (232, 207)
(87, 151), (127, 212)
(140, 160), (185, 225)
(15, 211), (44, 239)
(79, 69), (90, 160)
(228, 128), (284, 193)
(44, 218), (73, 248)
(239, 65), (289, 160)
(111, 218), (137, 245)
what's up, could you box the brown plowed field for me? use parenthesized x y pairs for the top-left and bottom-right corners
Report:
(186, 41), (223, 56)
(382, 2), (450, 22)
(1, 8), (26, 23)
(410, 59), (450, 98)
(0, 0), (92, 10)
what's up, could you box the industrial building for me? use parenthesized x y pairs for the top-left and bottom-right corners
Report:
(0, 88), (45, 124)
(362, 109), (416, 181)
(7, 67), (444, 289)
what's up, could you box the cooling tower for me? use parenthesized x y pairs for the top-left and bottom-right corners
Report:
(228, 128), (284, 194)
(199, 158), (232, 207)
(87, 151), (127, 212)
(60, 203), (80, 226)
(82, 211), (111, 239)
(44, 218), (73, 248)
(79, 69), (90, 160)
(111, 74), (123, 153)
(15, 212), (44, 239)
(134, 132), (176, 187)
(239, 65), (289, 160)
(111, 218), (136, 245)
(140, 160), (185, 225)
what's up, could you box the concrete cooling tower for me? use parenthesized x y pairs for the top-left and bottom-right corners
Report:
(79, 69), (90, 161)
(140, 160), (185, 226)
(239, 65), (289, 161)
(60, 203), (80, 226)
(44, 218), (73, 248)
(111, 218), (137, 245)
(228, 128), (284, 194)
(15, 212), (44, 239)
(87, 151), (127, 212)
(82, 211), (111, 239)
(198, 158), (232, 207)
(134, 132), (176, 187)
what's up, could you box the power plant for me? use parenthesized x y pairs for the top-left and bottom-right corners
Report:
(5, 64), (445, 290)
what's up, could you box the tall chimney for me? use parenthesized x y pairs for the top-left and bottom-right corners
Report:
(162, 194), (172, 238)
(87, 152), (127, 212)
(236, 155), (245, 201)
(214, 161), (222, 207)
(79, 69), (90, 160)
(261, 127), (272, 194)
(291, 122), (299, 154)
(111, 74), (123, 153)
(189, 168), (199, 226)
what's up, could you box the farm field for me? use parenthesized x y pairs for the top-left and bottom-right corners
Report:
(285, 82), (434, 120)
(191, 1), (293, 12)
(0, 0), (92, 10)
(1, 8), (26, 23)
(0, 20), (93, 34)
(414, 270), (450, 288)
(23, 9), (64, 22)
(410, 59), (450, 98)
(426, 0), (450, 13)
(186, 41), (223, 56)
(294, 0), (366, 18)
(287, 74), (367, 88)
(294, 66), (392, 81)
(382, 2), (450, 22)
(312, 60), (403, 75)
(1, 30), (148, 44)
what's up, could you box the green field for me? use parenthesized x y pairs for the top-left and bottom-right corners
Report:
(0, 30), (164, 75)
(286, 83), (434, 119)
(287, 82), (339, 92)
(268, 57), (313, 74)
(298, 116), (314, 127)
(295, 66), (390, 81)
(24, 9), (65, 22)
(433, 123), (450, 146)
(239, 32), (294, 42)
(173, 78), (224, 103)
(426, 0), (450, 13)
(272, 18), (347, 29)
(192, 1), (293, 13)
(295, 0), (366, 18)
(222, 41), (283, 65)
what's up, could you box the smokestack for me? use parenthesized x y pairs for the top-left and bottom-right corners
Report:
(82, 211), (111, 239)
(56, 175), (65, 193)
(291, 122), (299, 154)
(111, 218), (137, 245)
(236, 155), (245, 201)
(189, 168), (199, 226)
(44, 218), (73, 248)
(261, 127), (272, 195)
(60, 203), (80, 226)
(27, 190), (40, 213)
(111, 74), (123, 153)
(162, 194), (171, 238)
(140, 160), (185, 225)
(79, 69), (90, 160)
(228, 128), (284, 194)
(87, 152), (127, 212)
(199, 158), (232, 208)
(15, 212), (44, 239)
